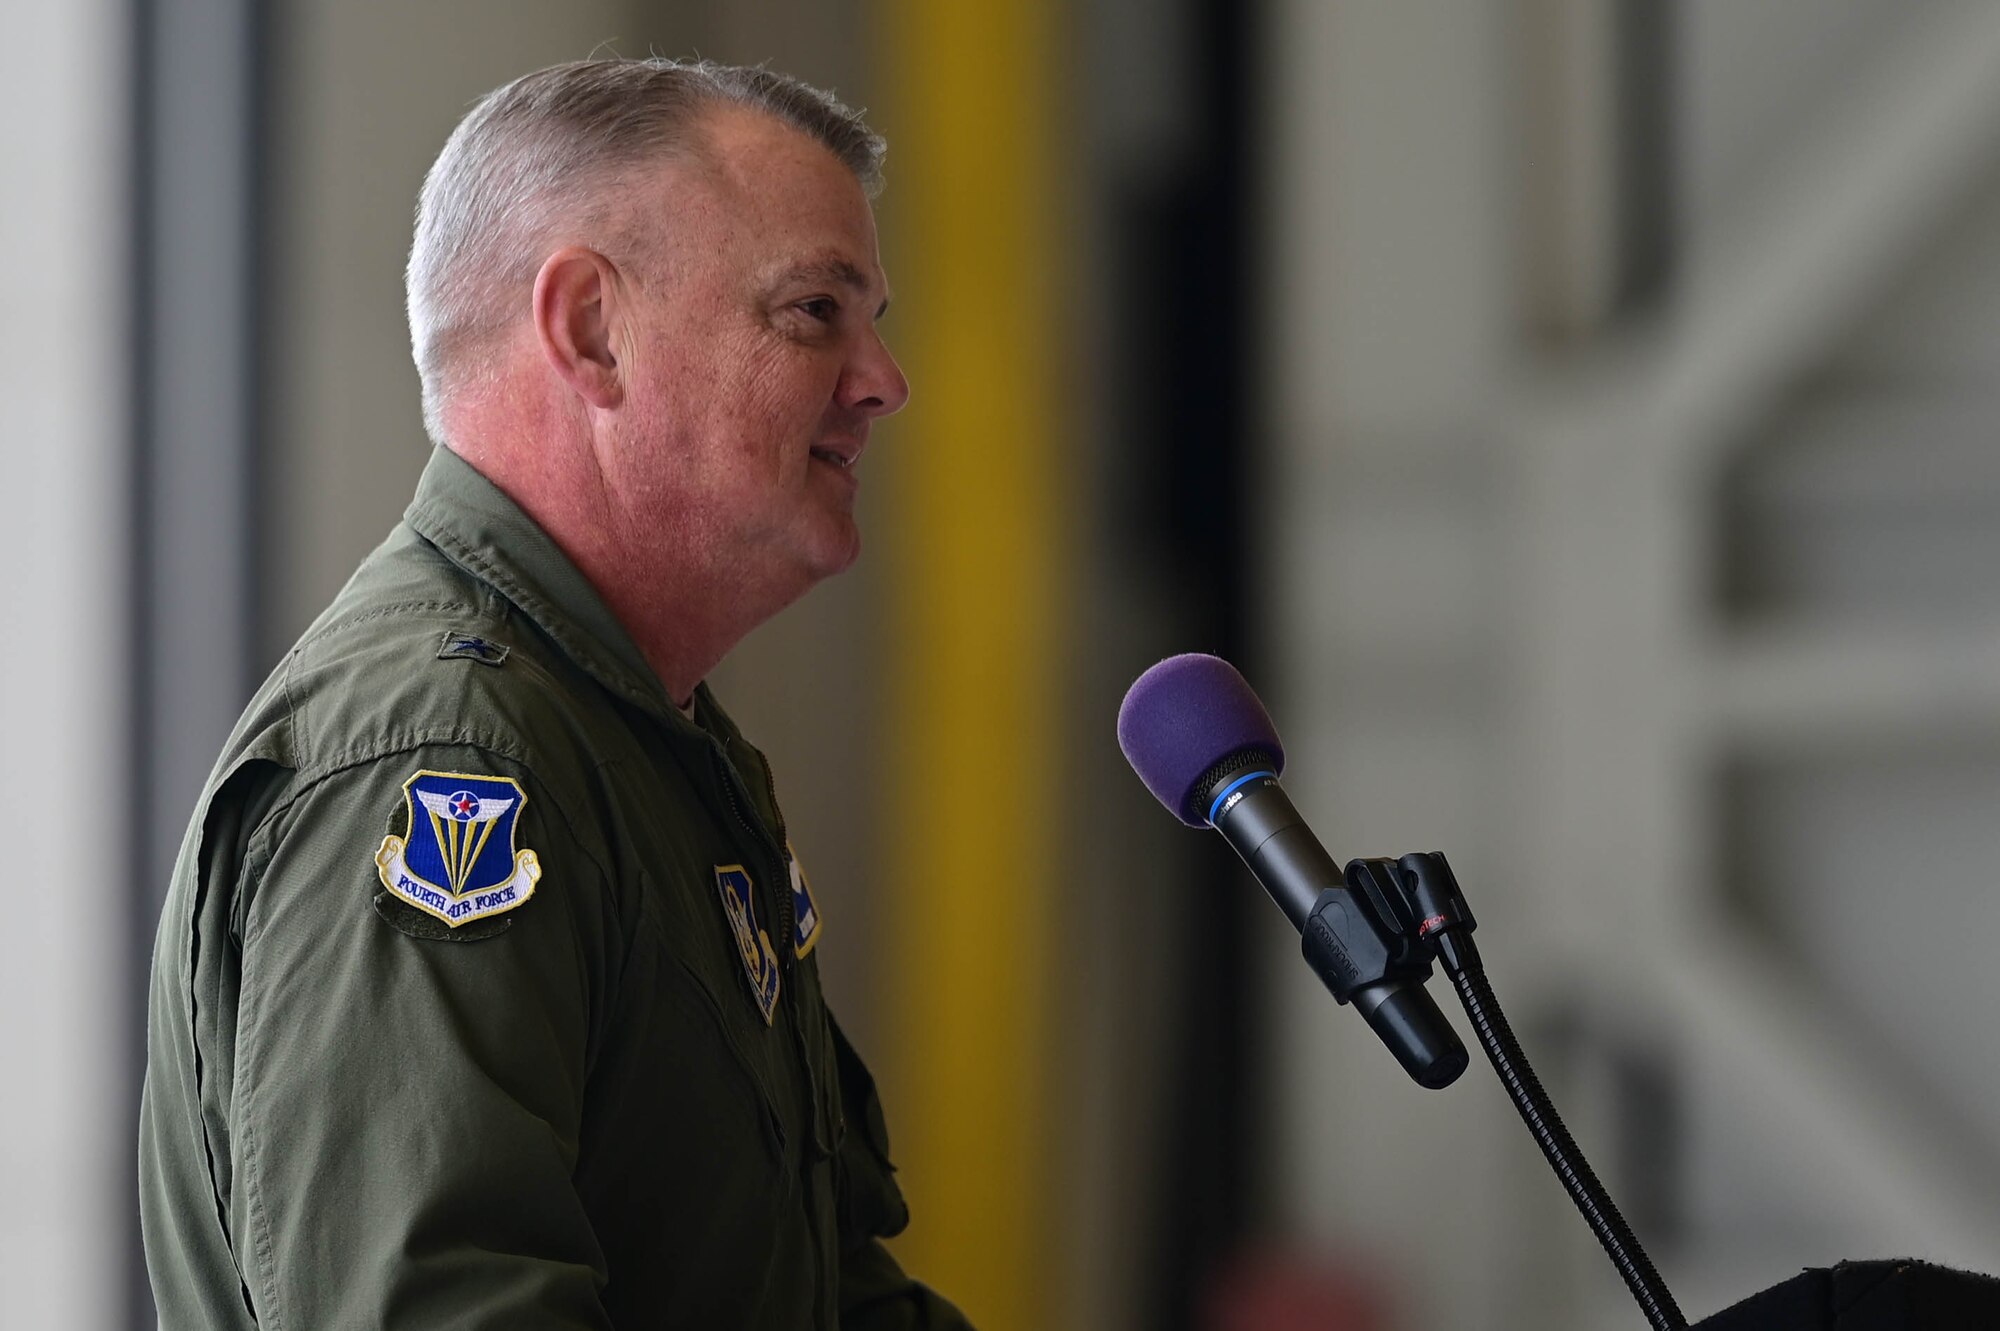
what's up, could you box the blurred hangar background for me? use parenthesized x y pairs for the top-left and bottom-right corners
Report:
(8, 0), (2000, 1327)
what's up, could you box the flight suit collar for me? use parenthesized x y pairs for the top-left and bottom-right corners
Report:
(405, 447), (788, 855)
(692, 687), (785, 834)
(403, 445), (685, 724)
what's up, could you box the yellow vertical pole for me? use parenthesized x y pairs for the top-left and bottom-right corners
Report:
(876, 1), (1063, 1327)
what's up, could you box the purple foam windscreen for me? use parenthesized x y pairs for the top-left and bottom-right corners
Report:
(1117, 653), (1286, 827)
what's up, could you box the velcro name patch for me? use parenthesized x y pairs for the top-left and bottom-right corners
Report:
(787, 842), (822, 959)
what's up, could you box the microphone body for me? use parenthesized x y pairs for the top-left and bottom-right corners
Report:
(1206, 763), (1469, 1090)
(1117, 652), (1466, 1088)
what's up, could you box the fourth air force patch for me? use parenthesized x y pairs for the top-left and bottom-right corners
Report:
(375, 770), (542, 928)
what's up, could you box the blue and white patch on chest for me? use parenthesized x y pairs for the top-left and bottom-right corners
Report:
(375, 770), (542, 927)
(786, 841), (822, 959)
(714, 865), (782, 1024)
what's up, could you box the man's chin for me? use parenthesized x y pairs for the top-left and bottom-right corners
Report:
(794, 518), (862, 584)
(815, 530), (862, 578)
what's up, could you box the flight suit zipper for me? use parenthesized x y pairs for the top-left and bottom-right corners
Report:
(709, 743), (795, 974)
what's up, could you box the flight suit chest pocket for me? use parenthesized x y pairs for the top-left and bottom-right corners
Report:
(634, 870), (798, 1174)
(662, 955), (798, 1172)
(641, 851), (835, 1177)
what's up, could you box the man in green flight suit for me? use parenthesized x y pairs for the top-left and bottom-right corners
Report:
(139, 58), (972, 1329)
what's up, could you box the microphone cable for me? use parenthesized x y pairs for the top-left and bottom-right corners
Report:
(1424, 909), (1689, 1331)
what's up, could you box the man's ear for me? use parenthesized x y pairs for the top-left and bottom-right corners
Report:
(533, 247), (624, 410)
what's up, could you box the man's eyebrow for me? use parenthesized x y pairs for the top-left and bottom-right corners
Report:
(777, 256), (892, 319)
(785, 257), (869, 288)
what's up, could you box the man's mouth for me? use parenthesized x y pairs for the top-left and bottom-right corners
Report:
(810, 445), (858, 469)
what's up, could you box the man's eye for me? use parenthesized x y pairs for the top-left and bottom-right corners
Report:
(797, 297), (838, 323)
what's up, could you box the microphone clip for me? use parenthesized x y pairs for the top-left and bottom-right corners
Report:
(1298, 854), (1473, 1090)
(1298, 861), (1432, 1005)
(1394, 850), (1482, 975)
(1301, 852), (1477, 1003)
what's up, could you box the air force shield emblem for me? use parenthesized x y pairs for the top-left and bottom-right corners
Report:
(715, 865), (782, 1024)
(375, 770), (542, 927)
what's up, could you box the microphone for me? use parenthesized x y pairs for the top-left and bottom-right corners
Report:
(1118, 653), (1469, 1089)
(1119, 654), (1691, 1328)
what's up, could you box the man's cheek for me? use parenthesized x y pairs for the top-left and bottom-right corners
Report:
(742, 365), (824, 450)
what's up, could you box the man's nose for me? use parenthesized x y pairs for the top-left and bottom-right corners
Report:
(843, 329), (911, 418)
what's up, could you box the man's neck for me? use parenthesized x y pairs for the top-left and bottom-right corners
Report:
(444, 423), (777, 709)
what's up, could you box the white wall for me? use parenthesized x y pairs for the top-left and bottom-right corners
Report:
(1261, 3), (1522, 1325)
(0, 0), (129, 1325)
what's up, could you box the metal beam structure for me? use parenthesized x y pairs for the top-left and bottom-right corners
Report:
(1268, 1), (2000, 1325)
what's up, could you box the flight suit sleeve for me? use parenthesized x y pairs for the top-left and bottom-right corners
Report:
(830, 1017), (977, 1330)
(227, 746), (617, 1330)
(839, 1241), (977, 1331)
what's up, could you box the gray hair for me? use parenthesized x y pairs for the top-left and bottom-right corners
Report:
(406, 57), (886, 444)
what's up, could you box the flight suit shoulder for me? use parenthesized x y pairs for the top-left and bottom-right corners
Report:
(281, 593), (610, 786)
(260, 738), (615, 939)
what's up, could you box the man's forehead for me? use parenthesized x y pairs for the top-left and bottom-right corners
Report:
(629, 109), (862, 210)
(700, 105), (859, 199)
(625, 108), (889, 301)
